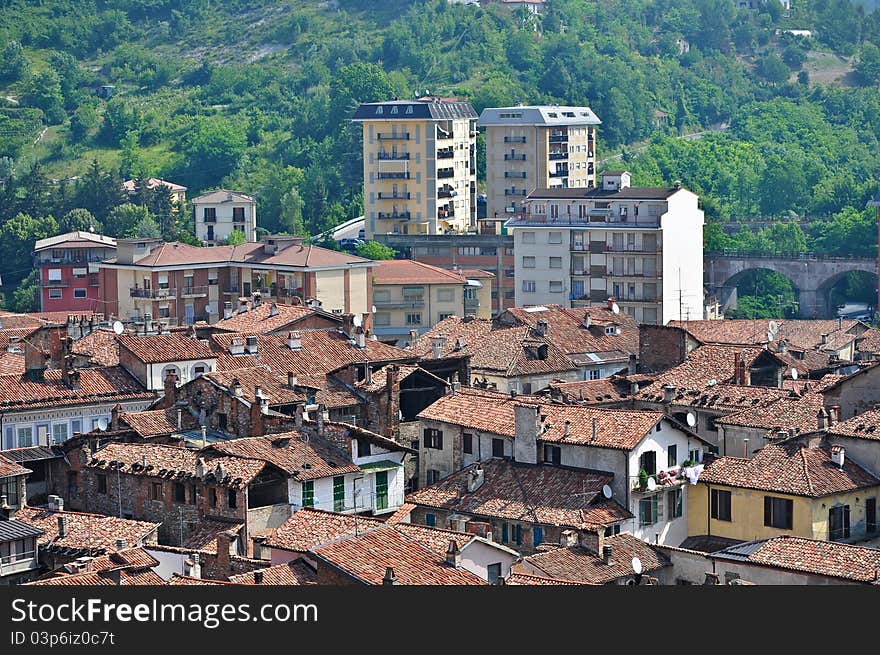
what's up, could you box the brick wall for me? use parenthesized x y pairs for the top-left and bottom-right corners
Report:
(638, 325), (689, 373)
(314, 560), (358, 585)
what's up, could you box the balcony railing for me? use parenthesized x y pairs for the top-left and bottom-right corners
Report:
(549, 134), (568, 143)
(608, 270), (661, 279)
(504, 189), (527, 196)
(549, 152), (568, 161)
(181, 285), (209, 298)
(374, 299), (425, 310)
(604, 246), (661, 254)
(202, 216), (217, 223)
(377, 172), (411, 180)
(130, 287), (175, 299)
(38, 255), (108, 265)
(436, 129), (453, 140)
(464, 297), (480, 308)
(378, 192), (412, 199)
(437, 149), (455, 159)
(437, 189), (457, 199)
(377, 133), (410, 140)
(504, 154), (526, 161)
(504, 136), (527, 143)
(437, 169), (455, 179)
(41, 279), (71, 288)
(549, 170), (569, 178)
(378, 212), (411, 220)
(504, 172), (527, 179)
(0, 550), (38, 575)
(377, 152), (410, 160)
(438, 208), (455, 219)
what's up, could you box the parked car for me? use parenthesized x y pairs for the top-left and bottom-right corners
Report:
(338, 238), (365, 252)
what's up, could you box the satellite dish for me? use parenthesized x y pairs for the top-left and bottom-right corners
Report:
(353, 314), (362, 328)
(708, 378), (717, 386)
(768, 320), (779, 335)
(646, 477), (657, 492)
(112, 320), (124, 335)
(611, 303), (620, 315)
(767, 332), (774, 342)
(791, 368), (798, 380)
(371, 305), (377, 314)
(205, 305), (214, 314)
(632, 557), (643, 575)
(96, 417), (108, 431)
(686, 412), (697, 427)
(602, 484), (613, 499)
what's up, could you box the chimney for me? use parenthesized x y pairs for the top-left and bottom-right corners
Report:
(201, 425), (207, 447)
(603, 545), (613, 565)
(578, 528), (604, 555)
(591, 416), (597, 442)
(431, 335), (445, 360)
(295, 404), (304, 428)
(268, 303), (279, 318)
(250, 395), (264, 437)
(215, 532), (232, 577)
(821, 333), (829, 345)
(628, 354), (637, 375)
(57, 515), (68, 538)
(831, 445), (846, 469)
(223, 301), (233, 320)
(231, 377), (243, 397)
(364, 364), (373, 386)
(446, 540), (462, 567)
(341, 313), (356, 338)
(733, 352), (741, 384)
(466, 464), (485, 493)
(662, 385), (676, 403)
(184, 553), (201, 579)
(560, 529), (577, 548)
(743, 438), (749, 457)
(245, 335), (258, 355)
(115, 538), (127, 550)
(286, 331), (302, 350)
(828, 405), (840, 426)
(630, 381), (640, 395)
(513, 403), (540, 464)
(356, 328), (366, 349)
(817, 407), (829, 431)
(48, 495), (64, 512)
(177, 408), (182, 430)
(535, 319), (548, 337)
(382, 567), (398, 586)
(253, 570), (264, 584)
(163, 370), (178, 408)
(288, 372), (297, 389)
(564, 420), (571, 438)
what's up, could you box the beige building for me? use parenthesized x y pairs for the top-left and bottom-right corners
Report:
(477, 105), (601, 229)
(98, 235), (376, 326)
(371, 260), (493, 345)
(353, 98), (478, 238)
(192, 190), (257, 245)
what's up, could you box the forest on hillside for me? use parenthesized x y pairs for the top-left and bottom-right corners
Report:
(1, 0), (879, 315)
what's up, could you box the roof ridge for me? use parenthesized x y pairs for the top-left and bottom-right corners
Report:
(799, 446), (815, 496)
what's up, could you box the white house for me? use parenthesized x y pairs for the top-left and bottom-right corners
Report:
(192, 190), (257, 245)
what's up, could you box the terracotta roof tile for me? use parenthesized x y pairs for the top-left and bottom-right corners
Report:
(25, 569), (165, 586)
(828, 408), (880, 441)
(522, 532), (669, 584)
(0, 452), (31, 478)
(856, 328), (880, 356)
(715, 391), (826, 433)
(310, 524), (485, 585)
(87, 547), (160, 572)
(506, 572), (589, 585)
(227, 560), (317, 585)
(406, 459), (631, 529)
(265, 508), (384, 552)
(544, 376), (632, 404)
(117, 332), (214, 364)
(214, 303), (333, 334)
(0, 366), (151, 409)
(698, 443), (880, 497)
(181, 520), (244, 552)
(372, 260), (467, 285)
(669, 319), (860, 354)
(71, 328), (120, 366)
(118, 408), (198, 437)
(16, 506), (159, 554)
(729, 536), (880, 583)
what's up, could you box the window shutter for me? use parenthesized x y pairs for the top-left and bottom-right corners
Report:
(844, 506), (851, 537)
(710, 490), (717, 518)
(438, 432), (443, 450)
(785, 500), (793, 530)
(764, 497), (772, 527)
(423, 429), (430, 448)
(501, 523), (509, 543)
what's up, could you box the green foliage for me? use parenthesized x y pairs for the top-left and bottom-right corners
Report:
(7, 269), (40, 313)
(177, 117), (247, 190)
(756, 53), (790, 84)
(59, 208), (99, 233)
(24, 69), (66, 125)
(0, 41), (29, 83)
(856, 42), (880, 85)
(70, 104), (99, 142)
(133, 214), (161, 238)
(224, 229), (247, 245)
(356, 240), (397, 260)
(726, 270), (798, 319)
(0, 213), (59, 284)
(104, 203), (153, 238)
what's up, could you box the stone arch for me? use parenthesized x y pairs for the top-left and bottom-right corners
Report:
(717, 266), (801, 317)
(817, 267), (878, 318)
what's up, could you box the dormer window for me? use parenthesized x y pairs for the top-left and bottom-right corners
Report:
(375, 106), (383, 115)
(405, 105), (413, 114)
(390, 106), (398, 114)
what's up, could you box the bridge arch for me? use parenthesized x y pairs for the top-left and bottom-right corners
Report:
(818, 268), (878, 318)
(718, 267), (800, 318)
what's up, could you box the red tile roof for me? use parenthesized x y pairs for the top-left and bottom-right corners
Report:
(311, 524), (486, 585)
(16, 506), (159, 554)
(544, 376), (633, 404)
(118, 408), (198, 437)
(117, 332), (214, 364)
(0, 352), (24, 374)
(506, 572), (588, 585)
(0, 366), (151, 410)
(72, 328), (120, 366)
(715, 390), (826, 434)
(372, 259), (468, 285)
(698, 442), (880, 497)
(406, 459), (631, 530)
(227, 560), (317, 585)
(639, 344), (766, 391)
(25, 569), (165, 586)
(0, 452), (31, 478)
(828, 408), (880, 441)
(213, 303), (333, 334)
(264, 508), (384, 553)
(522, 532), (669, 585)
(668, 319), (860, 354)
(181, 520), (244, 552)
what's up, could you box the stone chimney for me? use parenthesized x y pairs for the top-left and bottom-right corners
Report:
(286, 331), (302, 350)
(163, 370), (179, 408)
(828, 405), (840, 426)
(560, 529), (577, 548)
(215, 532), (233, 578)
(578, 528), (603, 555)
(817, 407), (829, 431)
(431, 335), (445, 360)
(341, 313), (356, 339)
(250, 395), (264, 437)
(466, 464), (485, 493)
(184, 553), (201, 579)
(445, 540), (462, 567)
(662, 385), (676, 403)
(513, 403), (540, 465)
(535, 319), (548, 337)
(57, 514), (68, 538)
(382, 567), (398, 586)
(253, 569), (264, 584)
(288, 372), (298, 389)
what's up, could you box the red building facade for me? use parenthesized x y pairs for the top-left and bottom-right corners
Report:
(33, 232), (117, 314)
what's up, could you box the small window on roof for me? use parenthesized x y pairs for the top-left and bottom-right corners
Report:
(548, 112), (558, 118)
(563, 112), (575, 117)
(390, 105), (399, 114)
(406, 105), (413, 114)
(375, 106), (383, 115)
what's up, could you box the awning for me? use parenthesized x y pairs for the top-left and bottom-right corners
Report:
(359, 460), (403, 473)
(466, 279), (483, 288)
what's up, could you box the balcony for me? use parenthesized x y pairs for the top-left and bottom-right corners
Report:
(181, 285), (209, 298)
(504, 172), (527, 179)
(437, 148), (455, 159)
(130, 287), (175, 299)
(464, 297), (480, 309)
(378, 192), (412, 200)
(377, 172), (411, 180)
(504, 189), (527, 196)
(549, 134), (568, 143)
(41, 279), (70, 288)
(549, 152), (568, 161)
(0, 550), (38, 577)
(378, 212), (412, 220)
(604, 246), (660, 254)
(437, 189), (457, 199)
(38, 255), (108, 266)
(504, 154), (526, 161)
(377, 152), (410, 160)
(436, 129), (453, 140)
(437, 168), (455, 179)
(377, 133), (410, 140)
(202, 215), (217, 223)
(438, 207), (455, 219)
(504, 136), (527, 143)
(608, 270), (661, 279)
(549, 169), (569, 178)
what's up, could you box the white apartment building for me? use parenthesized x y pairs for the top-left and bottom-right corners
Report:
(477, 105), (601, 225)
(193, 190), (257, 245)
(505, 172), (704, 324)
(353, 98), (478, 238)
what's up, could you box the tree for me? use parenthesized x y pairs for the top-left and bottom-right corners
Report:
(0, 41), (29, 83)
(856, 42), (880, 86)
(74, 159), (128, 225)
(24, 69), (66, 124)
(7, 270), (40, 313)
(0, 213), (59, 284)
(757, 53), (790, 84)
(178, 117), (247, 190)
(104, 203), (154, 238)
(355, 241), (397, 260)
(224, 230), (246, 245)
(133, 215), (161, 238)
(70, 104), (99, 142)
(59, 208), (99, 233)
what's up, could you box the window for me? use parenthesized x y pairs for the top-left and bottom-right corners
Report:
(233, 207), (245, 221)
(522, 256), (536, 268)
(67, 471), (78, 494)
(438, 313), (453, 321)
(228, 489), (237, 509)
(589, 369), (601, 380)
(533, 526), (543, 547)
(463, 433), (473, 455)
(189, 485), (197, 505)
(74, 289), (87, 298)
(689, 449), (702, 464)
(544, 444), (561, 465)
(514, 524), (522, 545)
(504, 269), (515, 278)
(548, 232), (562, 244)
(829, 505), (850, 541)
(501, 522), (509, 543)
(374, 312), (390, 326)
(356, 437), (372, 457)
(711, 489), (732, 521)
(867, 498), (877, 534)
(16, 427), (33, 448)
(639, 451), (657, 476)
(96, 474), (108, 494)
(549, 281), (563, 293)
(423, 428), (443, 450)
(159, 306), (170, 319)
(52, 423), (68, 444)
(437, 288), (455, 302)
(549, 256), (562, 268)
(209, 488), (217, 507)
(426, 470), (441, 485)
(150, 482), (163, 501)
(174, 483), (186, 503)
(203, 208), (216, 221)
(639, 496), (658, 526)
(333, 476), (345, 512)
(48, 268), (62, 282)
(491, 438), (505, 458)
(764, 496), (793, 530)
(487, 563), (502, 585)
(405, 313), (422, 325)
(193, 365), (206, 376)
(522, 280), (536, 293)
(49, 289), (62, 299)
(521, 232), (535, 244)
(667, 445), (678, 468)
(668, 488), (683, 519)
(425, 513), (436, 527)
